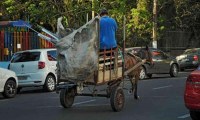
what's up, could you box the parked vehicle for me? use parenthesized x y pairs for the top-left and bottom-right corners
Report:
(184, 66), (200, 120)
(0, 67), (18, 98)
(8, 49), (57, 92)
(127, 47), (179, 79)
(176, 48), (200, 71)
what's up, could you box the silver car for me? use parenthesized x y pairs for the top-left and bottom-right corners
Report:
(129, 47), (179, 79)
(9, 49), (57, 92)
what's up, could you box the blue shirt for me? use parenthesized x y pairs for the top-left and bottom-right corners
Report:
(100, 16), (117, 49)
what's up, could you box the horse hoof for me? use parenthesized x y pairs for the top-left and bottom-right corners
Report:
(134, 95), (140, 100)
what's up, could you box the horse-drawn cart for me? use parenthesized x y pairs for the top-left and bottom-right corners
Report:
(55, 17), (145, 112)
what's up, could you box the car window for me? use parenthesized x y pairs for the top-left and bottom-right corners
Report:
(11, 52), (40, 63)
(47, 50), (57, 61)
(184, 49), (197, 54)
(152, 50), (166, 59)
(197, 50), (200, 54)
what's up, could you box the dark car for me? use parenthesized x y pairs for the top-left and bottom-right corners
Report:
(176, 48), (200, 71)
(184, 66), (200, 120)
(127, 47), (179, 79)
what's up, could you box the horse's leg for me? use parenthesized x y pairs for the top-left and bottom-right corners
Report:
(129, 73), (139, 99)
(129, 75), (135, 94)
(134, 71), (140, 100)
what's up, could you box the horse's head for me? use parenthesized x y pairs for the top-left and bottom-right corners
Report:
(144, 45), (153, 64)
(125, 45), (153, 68)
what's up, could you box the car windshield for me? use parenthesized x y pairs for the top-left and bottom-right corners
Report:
(183, 49), (197, 54)
(11, 52), (40, 63)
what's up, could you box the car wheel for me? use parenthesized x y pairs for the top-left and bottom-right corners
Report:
(44, 75), (56, 92)
(139, 66), (146, 80)
(190, 111), (200, 120)
(170, 64), (178, 77)
(2, 79), (17, 98)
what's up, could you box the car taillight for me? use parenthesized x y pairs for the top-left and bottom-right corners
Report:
(38, 61), (45, 69)
(187, 74), (200, 85)
(193, 55), (198, 61)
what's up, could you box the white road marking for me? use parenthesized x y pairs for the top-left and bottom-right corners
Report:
(81, 104), (109, 107)
(0, 99), (9, 102)
(153, 85), (173, 90)
(36, 99), (96, 108)
(73, 99), (96, 106)
(178, 114), (190, 119)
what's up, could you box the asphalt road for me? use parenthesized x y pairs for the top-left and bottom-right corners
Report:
(0, 71), (193, 120)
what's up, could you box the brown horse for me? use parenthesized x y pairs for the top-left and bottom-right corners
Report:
(124, 46), (152, 100)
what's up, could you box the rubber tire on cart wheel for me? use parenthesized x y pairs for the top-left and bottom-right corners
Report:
(60, 88), (75, 108)
(110, 87), (125, 112)
(44, 75), (56, 92)
(170, 64), (178, 77)
(2, 80), (17, 98)
(139, 66), (146, 80)
(190, 111), (200, 120)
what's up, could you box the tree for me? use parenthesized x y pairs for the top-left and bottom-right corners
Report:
(174, 0), (200, 47)
(1, 0), (177, 48)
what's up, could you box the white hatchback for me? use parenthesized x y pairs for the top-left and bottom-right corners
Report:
(9, 49), (57, 92)
(0, 67), (18, 98)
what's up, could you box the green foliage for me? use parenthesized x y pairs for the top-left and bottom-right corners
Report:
(1, 0), (199, 47)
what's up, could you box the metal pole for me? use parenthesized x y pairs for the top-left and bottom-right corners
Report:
(122, 15), (126, 78)
(86, 13), (89, 22)
(153, 0), (157, 48)
(92, 0), (95, 18)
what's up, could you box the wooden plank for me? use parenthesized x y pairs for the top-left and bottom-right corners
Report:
(13, 32), (17, 53)
(25, 32), (29, 50)
(0, 31), (4, 60)
(97, 67), (122, 84)
(124, 59), (146, 75)
(99, 56), (122, 61)
(10, 31), (13, 54)
(20, 32), (22, 50)
(7, 31), (12, 60)
(99, 60), (123, 66)
(17, 32), (19, 52)
(22, 32), (25, 50)
(4, 31), (8, 60)
(29, 32), (32, 49)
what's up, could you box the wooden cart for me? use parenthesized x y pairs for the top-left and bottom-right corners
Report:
(57, 47), (127, 112)
(55, 16), (146, 112)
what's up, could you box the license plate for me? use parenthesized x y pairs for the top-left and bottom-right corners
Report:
(17, 76), (27, 80)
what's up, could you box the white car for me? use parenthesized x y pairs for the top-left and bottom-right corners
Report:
(9, 49), (57, 92)
(0, 67), (18, 98)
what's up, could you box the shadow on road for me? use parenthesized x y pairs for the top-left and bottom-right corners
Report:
(18, 87), (47, 94)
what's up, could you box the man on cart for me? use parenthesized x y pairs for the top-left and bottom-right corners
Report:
(99, 8), (118, 56)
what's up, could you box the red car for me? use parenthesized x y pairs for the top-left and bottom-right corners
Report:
(184, 67), (200, 120)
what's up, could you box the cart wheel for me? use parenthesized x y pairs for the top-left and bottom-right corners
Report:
(60, 88), (75, 108)
(110, 87), (125, 112)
